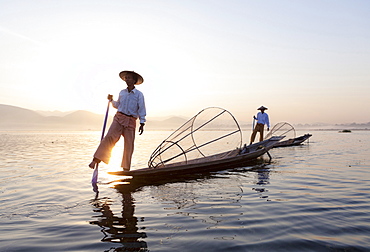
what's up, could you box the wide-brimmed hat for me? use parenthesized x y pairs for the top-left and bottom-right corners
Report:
(119, 70), (144, 85)
(257, 106), (268, 110)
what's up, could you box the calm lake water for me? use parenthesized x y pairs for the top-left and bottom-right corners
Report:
(0, 130), (369, 251)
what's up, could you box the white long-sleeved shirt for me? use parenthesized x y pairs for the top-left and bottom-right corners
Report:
(256, 112), (270, 128)
(111, 88), (146, 124)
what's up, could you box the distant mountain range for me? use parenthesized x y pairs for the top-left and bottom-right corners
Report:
(0, 104), (187, 130)
(1, 104), (369, 131)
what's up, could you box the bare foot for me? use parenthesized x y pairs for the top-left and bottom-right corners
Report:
(89, 161), (97, 169)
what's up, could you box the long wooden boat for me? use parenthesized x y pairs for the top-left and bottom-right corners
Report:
(273, 133), (312, 148)
(108, 136), (284, 178)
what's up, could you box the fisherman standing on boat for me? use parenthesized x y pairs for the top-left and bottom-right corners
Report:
(250, 106), (270, 145)
(89, 70), (146, 172)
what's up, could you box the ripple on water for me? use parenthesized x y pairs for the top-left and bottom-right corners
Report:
(0, 131), (370, 251)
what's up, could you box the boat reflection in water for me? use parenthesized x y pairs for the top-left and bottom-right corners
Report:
(89, 157), (273, 251)
(90, 187), (148, 251)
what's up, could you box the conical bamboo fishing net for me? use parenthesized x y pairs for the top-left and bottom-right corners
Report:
(148, 107), (242, 168)
(264, 122), (295, 140)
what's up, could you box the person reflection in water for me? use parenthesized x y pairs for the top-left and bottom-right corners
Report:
(90, 191), (147, 251)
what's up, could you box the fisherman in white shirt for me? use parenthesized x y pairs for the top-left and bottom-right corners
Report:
(89, 70), (146, 171)
(250, 106), (270, 145)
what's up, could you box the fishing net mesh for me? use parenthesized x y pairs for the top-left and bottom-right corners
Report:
(148, 107), (242, 168)
(265, 122), (296, 140)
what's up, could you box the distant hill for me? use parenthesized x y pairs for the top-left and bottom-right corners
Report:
(335, 122), (370, 128)
(0, 104), (187, 130)
(0, 104), (104, 130)
(35, 110), (76, 117)
(1, 104), (369, 131)
(0, 104), (44, 121)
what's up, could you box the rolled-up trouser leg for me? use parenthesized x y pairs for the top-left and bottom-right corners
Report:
(258, 124), (264, 142)
(250, 127), (258, 143)
(121, 126), (136, 170)
(250, 123), (265, 143)
(93, 119), (122, 164)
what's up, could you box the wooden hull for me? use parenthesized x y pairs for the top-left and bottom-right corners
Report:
(108, 136), (283, 177)
(273, 134), (312, 148)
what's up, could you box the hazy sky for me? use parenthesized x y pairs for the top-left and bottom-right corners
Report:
(1, 0), (369, 124)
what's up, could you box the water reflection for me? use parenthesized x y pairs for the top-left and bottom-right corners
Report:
(89, 159), (272, 251)
(90, 187), (148, 251)
(252, 166), (271, 200)
(216, 163), (272, 200)
(255, 166), (270, 186)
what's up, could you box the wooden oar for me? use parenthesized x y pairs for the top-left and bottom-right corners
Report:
(91, 98), (111, 184)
